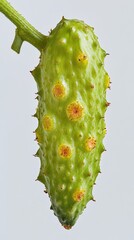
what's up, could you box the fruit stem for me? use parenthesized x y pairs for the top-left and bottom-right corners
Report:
(0, 0), (47, 53)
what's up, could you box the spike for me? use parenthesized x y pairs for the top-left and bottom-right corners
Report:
(106, 102), (111, 107)
(32, 112), (38, 118)
(90, 84), (94, 89)
(48, 29), (53, 34)
(35, 90), (43, 96)
(92, 197), (96, 202)
(33, 149), (40, 157)
(100, 116), (104, 119)
(35, 96), (39, 100)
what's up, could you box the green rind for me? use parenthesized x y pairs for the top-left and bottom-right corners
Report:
(33, 18), (109, 228)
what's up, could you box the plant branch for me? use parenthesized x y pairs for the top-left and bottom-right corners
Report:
(0, 0), (48, 53)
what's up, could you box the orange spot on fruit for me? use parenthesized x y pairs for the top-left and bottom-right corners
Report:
(52, 83), (65, 99)
(66, 101), (84, 121)
(85, 137), (96, 151)
(73, 190), (85, 202)
(42, 115), (53, 131)
(58, 144), (72, 159)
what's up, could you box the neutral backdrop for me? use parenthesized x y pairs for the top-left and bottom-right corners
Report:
(0, 0), (134, 239)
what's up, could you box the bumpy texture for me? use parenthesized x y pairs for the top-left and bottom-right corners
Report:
(31, 18), (110, 229)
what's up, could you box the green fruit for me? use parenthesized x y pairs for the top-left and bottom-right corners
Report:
(1, 0), (110, 230)
(31, 17), (110, 229)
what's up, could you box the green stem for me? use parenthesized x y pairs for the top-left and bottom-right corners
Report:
(0, 0), (48, 53)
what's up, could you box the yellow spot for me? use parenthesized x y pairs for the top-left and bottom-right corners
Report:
(58, 144), (72, 159)
(105, 74), (111, 89)
(77, 52), (88, 65)
(73, 189), (85, 202)
(85, 137), (96, 151)
(42, 115), (53, 131)
(52, 82), (65, 99)
(66, 101), (84, 121)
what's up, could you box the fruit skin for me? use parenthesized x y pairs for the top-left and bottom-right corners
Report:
(32, 17), (109, 228)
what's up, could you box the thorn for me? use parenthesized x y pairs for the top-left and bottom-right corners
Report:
(33, 153), (38, 158)
(91, 197), (96, 202)
(90, 84), (94, 89)
(50, 205), (53, 210)
(99, 62), (103, 67)
(94, 182), (96, 185)
(106, 102), (111, 107)
(108, 81), (112, 90)
(48, 29), (52, 34)
(33, 149), (40, 158)
(31, 113), (37, 118)
(35, 96), (39, 100)
(44, 189), (48, 194)
(36, 90), (43, 96)
(101, 148), (106, 154)
(62, 16), (65, 20)
(106, 52), (110, 56)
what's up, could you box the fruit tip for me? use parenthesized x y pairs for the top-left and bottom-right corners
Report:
(63, 225), (72, 230)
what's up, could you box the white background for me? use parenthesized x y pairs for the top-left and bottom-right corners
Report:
(0, 0), (134, 239)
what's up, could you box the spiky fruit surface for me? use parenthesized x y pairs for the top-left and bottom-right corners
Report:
(32, 18), (109, 229)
